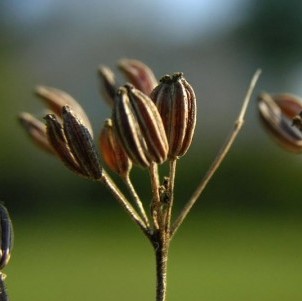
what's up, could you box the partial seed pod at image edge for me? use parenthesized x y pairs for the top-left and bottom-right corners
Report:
(0, 204), (13, 271)
(258, 92), (302, 152)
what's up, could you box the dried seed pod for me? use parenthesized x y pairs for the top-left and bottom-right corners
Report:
(118, 59), (157, 95)
(18, 112), (54, 154)
(112, 84), (168, 167)
(0, 204), (13, 270)
(44, 114), (84, 176)
(150, 73), (197, 159)
(98, 66), (117, 107)
(35, 86), (93, 135)
(100, 119), (132, 178)
(62, 106), (103, 179)
(258, 92), (302, 152)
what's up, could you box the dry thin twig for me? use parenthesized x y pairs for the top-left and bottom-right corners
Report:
(171, 69), (262, 238)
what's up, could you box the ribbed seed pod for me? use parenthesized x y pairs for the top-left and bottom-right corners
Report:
(62, 106), (103, 179)
(100, 119), (132, 178)
(0, 204), (13, 271)
(118, 59), (157, 95)
(112, 84), (168, 167)
(150, 73), (197, 159)
(44, 114), (84, 176)
(258, 92), (302, 152)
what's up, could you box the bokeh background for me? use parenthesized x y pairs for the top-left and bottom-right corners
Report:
(2, 0), (302, 300)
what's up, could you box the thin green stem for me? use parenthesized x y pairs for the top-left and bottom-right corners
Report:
(124, 175), (150, 228)
(171, 69), (262, 239)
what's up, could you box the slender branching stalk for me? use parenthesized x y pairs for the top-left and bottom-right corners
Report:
(99, 170), (151, 238)
(171, 69), (262, 238)
(149, 162), (161, 230)
(124, 175), (150, 227)
(165, 159), (177, 232)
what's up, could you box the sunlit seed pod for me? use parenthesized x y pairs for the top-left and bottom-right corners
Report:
(100, 119), (132, 178)
(112, 85), (168, 168)
(113, 87), (150, 167)
(118, 59), (158, 95)
(98, 66), (117, 107)
(18, 112), (54, 154)
(0, 204), (13, 270)
(35, 86), (93, 135)
(258, 92), (302, 153)
(150, 73), (197, 159)
(62, 106), (103, 179)
(44, 114), (85, 176)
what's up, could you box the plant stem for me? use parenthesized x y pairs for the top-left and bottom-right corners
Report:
(153, 231), (169, 301)
(165, 159), (177, 233)
(124, 175), (150, 228)
(171, 69), (262, 238)
(99, 170), (151, 239)
(149, 162), (161, 230)
(0, 274), (8, 301)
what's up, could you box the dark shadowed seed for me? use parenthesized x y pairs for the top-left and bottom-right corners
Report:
(0, 204), (13, 270)
(44, 114), (85, 176)
(62, 106), (103, 179)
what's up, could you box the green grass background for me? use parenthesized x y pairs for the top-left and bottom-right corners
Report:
(6, 208), (302, 301)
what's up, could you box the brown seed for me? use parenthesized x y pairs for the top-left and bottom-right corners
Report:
(258, 92), (302, 152)
(44, 114), (85, 176)
(150, 73), (197, 159)
(35, 86), (93, 135)
(18, 112), (54, 154)
(118, 59), (157, 95)
(100, 119), (132, 178)
(62, 106), (103, 179)
(98, 66), (117, 107)
(113, 85), (168, 167)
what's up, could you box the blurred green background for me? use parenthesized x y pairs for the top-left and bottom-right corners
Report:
(2, 0), (302, 300)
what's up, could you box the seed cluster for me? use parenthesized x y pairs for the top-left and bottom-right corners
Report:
(19, 59), (197, 178)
